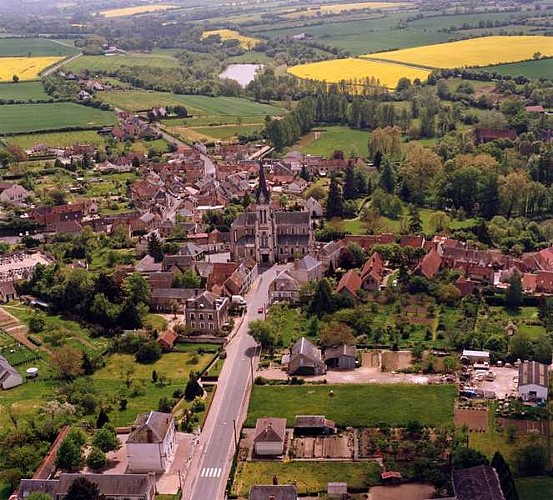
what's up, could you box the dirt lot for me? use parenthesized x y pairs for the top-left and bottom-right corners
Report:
(368, 483), (435, 500)
(292, 432), (353, 459)
(496, 417), (549, 436)
(454, 407), (489, 432)
(476, 366), (518, 399)
(381, 351), (413, 371)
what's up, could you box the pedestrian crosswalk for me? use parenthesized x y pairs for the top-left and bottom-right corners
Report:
(200, 467), (222, 479)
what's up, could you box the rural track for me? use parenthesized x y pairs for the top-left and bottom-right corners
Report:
(42, 52), (83, 77)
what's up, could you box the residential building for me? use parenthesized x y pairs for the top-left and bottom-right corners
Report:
(126, 411), (176, 473)
(287, 337), (326, 376)
(305, 196), (323, 217)
(269, 270), (300, 305)
(185, 291), (229, 334)
(230, 164), (314, 265)
(294, 415), (336, 436)
(292, 254), (323, 284)
(336, 269), (362, 300)
(518, 360), (549, 402)
(253, 417), (287, 456)
(249, 485), (298, 500)
(324, 344), (356, 370)
(17, 473), (156, 500)
(360, 252), (384, 291)
(0, 184), (29, 205)
(318, 240), (343, 271)
(0, 355), (23, 390)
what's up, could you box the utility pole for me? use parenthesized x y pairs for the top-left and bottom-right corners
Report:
(233, 418), (238, 449)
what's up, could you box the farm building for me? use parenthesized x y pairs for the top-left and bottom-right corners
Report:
(126, 411), (176, 473)
(518, 360), (549, 402)
(249, 484), (298, 500)
(288, 337), (326, 376)
(294, 416), (336, 436)
(0, 355), (23, 390)
(324, 344), (356, 370)
(253, 417), (287, 456)
(460, 349), (490, 365)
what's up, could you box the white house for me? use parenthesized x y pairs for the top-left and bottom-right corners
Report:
(518, 360), (549, 402)
(253, 417), (286, 456)
(0, 355), (23, 390)
(126, 411), (176, 473)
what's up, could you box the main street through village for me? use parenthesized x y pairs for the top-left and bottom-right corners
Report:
(183, 263), (288, 500)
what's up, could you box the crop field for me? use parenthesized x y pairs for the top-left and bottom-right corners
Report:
(0, 103), (117, 135)
(0, 57), (64, 82)
(4, 130), (107, 149)
(0, 38), (78, 57)
(63, 53), (181, 73)
(99, 4), (179, 18)
(201, 29), (260, 50)
(0, 81), (49, 101)
(192, 124), (262, 141)
(283, 1), (413, 18)
(365, 36), (553, 68)
(246, 384), (456, 427)
(297, 126), (371, 157)
(288, 57), (430, 88)
(487, 57), (553, 79)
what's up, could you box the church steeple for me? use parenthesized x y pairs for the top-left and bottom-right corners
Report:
(256, 162), (270, 205)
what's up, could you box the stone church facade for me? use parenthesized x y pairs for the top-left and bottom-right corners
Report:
(230, 165), (314, 265)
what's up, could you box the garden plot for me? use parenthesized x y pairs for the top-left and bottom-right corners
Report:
(291, 432), (354, 459)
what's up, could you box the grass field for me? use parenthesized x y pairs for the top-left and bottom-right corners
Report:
(284, 1), (412, 18)
(0, 38), (78, 57)
(296, 126), (371, 157)
(516, 477), (553, 500)
(486, 57), (553, 79)
(232, 461), (381, 497)
(92, 352), (211, 427)
(0, 103), (117, 134)
(0, 81), (49, 101)
(191, 124), (262, 141)
(365, 36), (553, 68)
(101, 90), (286, 116)
(201, 29), (260, 50)
(99, 4), (178, 18)
(0, 57), (64, 82)
(63, 53), (181, 73)
(288, 57), (431, 88)
(246, 384), (456, 427)
(4, 130), (107, 149)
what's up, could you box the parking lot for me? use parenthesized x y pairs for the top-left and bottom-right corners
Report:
(474, 366), (518, 399)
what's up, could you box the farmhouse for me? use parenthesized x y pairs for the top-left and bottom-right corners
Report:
(288, 337), (326, 376)
(518, 360), (549, 402)
(324, 344), (356, 370)
(17, 473), (156, 500)
(0, 355), (23, 390)
(294, 415), (336, 436)
(253, 417), (287, 456)
(126, 410), (177, 473)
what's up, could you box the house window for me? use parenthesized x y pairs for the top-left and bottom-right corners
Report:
(200, 323), (205, 329)
(209, 323), (214, 330)
(199, 313), (204, 320)
(190, 313), (195, 320)
(208, 314), (213, 320)
(191, 322), (195, 328)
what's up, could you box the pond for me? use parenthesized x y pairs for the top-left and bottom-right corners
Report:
(219, 63), (264, 87)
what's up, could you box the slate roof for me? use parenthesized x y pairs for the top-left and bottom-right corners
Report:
(296, 254), (321, 271)
(274, 211), (310, 225)
(249, 485), (298, 500)
(325, 344), (356, 360)
(253, 417), (287, 443)
(0, 355), (21, 386)
(127, 410), (173, 444)
(294, 415), (336, 429)
(452, 465), (506, 500)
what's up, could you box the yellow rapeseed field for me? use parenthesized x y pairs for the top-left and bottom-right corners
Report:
(364, 36), (553, 68)
(285, 1), (412, 17)
(0, 57), (64, 81)
(288, 58), (431, 89)
(100, 4), (178, 18)
(201, 29), (260, 50)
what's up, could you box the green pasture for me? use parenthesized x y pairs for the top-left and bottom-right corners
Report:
(63, 52), (181, 73)
(0, 103), (117, 134)
(485, 57), (553, 80)
(0, 81), (50, 101)
(246, 384), (456, 427)
(297, 126), (371, 157)
(0, 38), (78, 57)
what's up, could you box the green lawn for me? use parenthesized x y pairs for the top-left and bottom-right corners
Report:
(516, 477), (553, 500)
(0, 81), (50, 101)
(0, 103), (117, 134)
(0, 37), (78, 56)
(297, 126), (371, 157)
(192, 124), (262, 140)
(477, 306), (546, 342)
(63, 52), (181, 73)
(486, 57), (553, 80)
(233, 461), (380, 497)
(4, 130), (107, 149)
(101, 90), (286, 115)
(246, 384), (456, 427)
(92, 352), (212, 427)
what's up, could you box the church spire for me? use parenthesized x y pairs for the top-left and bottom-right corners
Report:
(256, 161), (270, 204)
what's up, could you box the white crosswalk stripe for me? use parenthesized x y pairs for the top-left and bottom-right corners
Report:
(200, 467), (222, 479)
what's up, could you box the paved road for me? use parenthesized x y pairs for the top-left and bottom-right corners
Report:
(42, 52), (82, 77)
(184, 264), (285, 500)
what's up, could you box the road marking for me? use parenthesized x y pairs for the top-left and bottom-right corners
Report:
(200, 467), (222, 479)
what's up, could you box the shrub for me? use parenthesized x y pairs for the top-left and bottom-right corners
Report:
(86, 447), (106, 470)
(135, 341), (162, 364)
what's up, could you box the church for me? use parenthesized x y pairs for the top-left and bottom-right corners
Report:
(230, 164), (314, 265)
